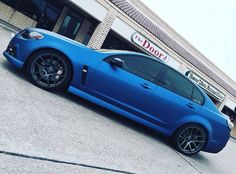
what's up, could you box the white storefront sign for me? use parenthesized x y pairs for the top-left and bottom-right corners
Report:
(131, 32), (170, 62)
(71, 0), (107, 21)
(112, 22), (180, 69)
(186, 71), (225, 102)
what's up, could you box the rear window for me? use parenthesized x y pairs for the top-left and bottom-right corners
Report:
(192, 86), (205, 105)
(161, 67), (194, 99)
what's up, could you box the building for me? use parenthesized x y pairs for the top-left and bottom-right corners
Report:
(1, 0), (236, 137)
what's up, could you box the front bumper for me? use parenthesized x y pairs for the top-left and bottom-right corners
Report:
(3, 51), (24, 69)
(2, 30), (41, 69)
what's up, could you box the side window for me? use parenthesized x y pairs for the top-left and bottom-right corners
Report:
(161, 67), (194, 99)
(192, 86), (205, 105)
(106, 55), (164, 83)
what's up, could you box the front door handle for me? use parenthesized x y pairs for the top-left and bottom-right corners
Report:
(140, 83), (151, 89)
(186, 103), (195, 109)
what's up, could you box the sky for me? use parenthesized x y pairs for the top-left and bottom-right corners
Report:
(140, 0), (236, 82)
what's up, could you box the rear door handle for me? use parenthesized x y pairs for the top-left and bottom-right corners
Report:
(186, 103), (195, 109)
(140, 83), (151, 89)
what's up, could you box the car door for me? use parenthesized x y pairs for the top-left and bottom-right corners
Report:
(86, 54), (164, 116)
(144, 66), (203, 128)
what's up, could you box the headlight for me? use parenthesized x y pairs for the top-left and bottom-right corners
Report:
(20, 29), (44, 40)
(28, 31), (44, 39)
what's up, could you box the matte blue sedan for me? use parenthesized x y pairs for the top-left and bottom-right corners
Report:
(3, 28), (233, 155)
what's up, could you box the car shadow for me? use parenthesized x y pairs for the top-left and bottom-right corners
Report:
(1, 59), (28, 81)
(56, 90), (173, 147)
(1, 60), (175, 150)
(188, 152), (208, 161)
(185, 152), (215, 167)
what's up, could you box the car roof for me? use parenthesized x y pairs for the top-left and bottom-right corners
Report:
(96, 49), (164, 62)
(96, 49), (144, 55)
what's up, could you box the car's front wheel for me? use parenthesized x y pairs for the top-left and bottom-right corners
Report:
(172, 124), (207, 155)
(26, 49), (72, 90)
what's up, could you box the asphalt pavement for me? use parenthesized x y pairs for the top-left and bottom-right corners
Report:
(0, 25), (236, 174)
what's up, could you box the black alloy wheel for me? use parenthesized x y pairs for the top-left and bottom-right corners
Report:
(173, 124), (207, 155)
(26, 49), (72, 90)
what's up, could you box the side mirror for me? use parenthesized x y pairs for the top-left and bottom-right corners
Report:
(109, 58), (124, 68)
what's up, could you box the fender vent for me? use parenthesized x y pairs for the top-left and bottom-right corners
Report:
(81, 65), (88, 85)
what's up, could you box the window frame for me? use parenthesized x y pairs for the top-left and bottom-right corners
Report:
(103, 54), (165, 84)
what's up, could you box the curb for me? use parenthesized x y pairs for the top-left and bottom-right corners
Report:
(230, 137), (236, 143)
(0, 19), (19, 33)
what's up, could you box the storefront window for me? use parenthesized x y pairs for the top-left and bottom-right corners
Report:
(2, 0), (63, 30)
(102, 30), (146, 54)
(36, 4), (61, 31)
(222, 105), (236, 138)
(58, 10), (98, 45)
(75, 19), (97, 45)
(2, 0), (19, 9)
(17, 0), (46, 20)
(222, 106), (236, 122)
(58, 11), (84, 39)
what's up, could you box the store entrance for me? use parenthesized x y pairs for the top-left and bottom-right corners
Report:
(36, 4), (61, 31)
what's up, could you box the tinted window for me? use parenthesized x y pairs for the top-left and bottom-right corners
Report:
(17, 0), (47, 20)
(58, 12), (84, 39)
(192, 86), (205, 105)
(161, 67), (194, 99)
(102, 31), (146, 54)
(2, 0), (63, 21)
(36, 4), (60, 30)
(2, 0), (19, 8)
(78, 19), (97, 45)
(107, 55), (164, 83)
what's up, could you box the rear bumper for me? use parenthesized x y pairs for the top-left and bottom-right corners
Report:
(204, 132), (230, 153)
(3, 51), (24, 69)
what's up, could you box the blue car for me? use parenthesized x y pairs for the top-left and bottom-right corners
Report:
(3, 28), (233, 155)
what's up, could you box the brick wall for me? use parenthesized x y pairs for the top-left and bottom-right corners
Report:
(0, 2), (37, 30)
(87, 8), (117, 49)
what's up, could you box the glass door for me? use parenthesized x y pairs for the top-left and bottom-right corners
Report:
(36, 4), (60, 31)
(58, 12), (84, 39)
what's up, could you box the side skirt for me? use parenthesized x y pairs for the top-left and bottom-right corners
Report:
(68, 86), (170, 136)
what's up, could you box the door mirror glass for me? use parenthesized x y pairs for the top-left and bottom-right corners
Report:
(109, 58), (124, 68)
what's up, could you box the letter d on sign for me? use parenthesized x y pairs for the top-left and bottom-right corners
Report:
(142, 39), (150, 49)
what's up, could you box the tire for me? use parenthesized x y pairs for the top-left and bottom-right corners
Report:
(26, 49), (72, 91)
(172, 124), (207, 155)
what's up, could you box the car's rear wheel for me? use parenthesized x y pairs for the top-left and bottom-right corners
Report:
(172, 124), (207, 155)
(26, 49), (72, 90)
